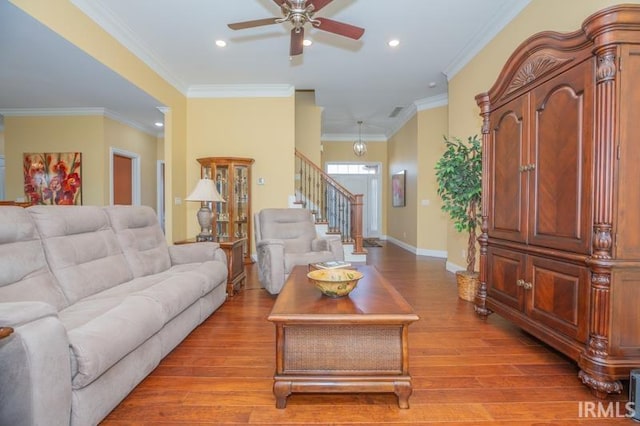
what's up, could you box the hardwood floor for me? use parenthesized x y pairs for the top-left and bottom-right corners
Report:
(103, 242), (631, 425)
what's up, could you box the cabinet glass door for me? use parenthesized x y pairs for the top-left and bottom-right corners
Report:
(234, 165), (249, 239)
(215, 165), (230, 238)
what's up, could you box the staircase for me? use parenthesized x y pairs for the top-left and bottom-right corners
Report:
(294, 149), (367, 262)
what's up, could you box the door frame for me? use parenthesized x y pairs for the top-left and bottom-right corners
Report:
(326, 162), (382, 239)
(156, 160), (165, 232)
(109, 147), (140, 205)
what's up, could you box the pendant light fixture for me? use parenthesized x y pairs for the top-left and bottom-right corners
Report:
(353, 120), (367, 156)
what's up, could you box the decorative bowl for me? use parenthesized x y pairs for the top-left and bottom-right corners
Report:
(307, 269), (364, 298)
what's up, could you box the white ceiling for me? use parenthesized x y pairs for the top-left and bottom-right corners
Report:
(0, 0), (531, 139)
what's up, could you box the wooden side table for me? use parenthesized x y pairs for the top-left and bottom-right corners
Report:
(174, 237), (247, 297)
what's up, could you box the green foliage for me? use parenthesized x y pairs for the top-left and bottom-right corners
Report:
(435, 135), (482, 271)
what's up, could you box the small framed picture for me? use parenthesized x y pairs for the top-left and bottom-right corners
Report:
(392, 170), (405, 207)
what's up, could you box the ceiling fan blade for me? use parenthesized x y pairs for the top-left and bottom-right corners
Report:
(308, 0), (333, 12)
(272, 0), (286, 5)
(227, 18), (279, 30)
(290, 27), (304, 56)
(314, 17), (364, 40)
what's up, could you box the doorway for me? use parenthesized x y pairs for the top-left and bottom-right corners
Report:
(110, 147), (140, 205)
(327, 163), (381, 238)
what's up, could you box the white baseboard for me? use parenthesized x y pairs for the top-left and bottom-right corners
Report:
(416, 248), (447, 258)
(446, 261), (466, 273)
(385, 236), (447, 259)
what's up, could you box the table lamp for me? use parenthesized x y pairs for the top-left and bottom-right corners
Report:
(185, 177), (225, 241)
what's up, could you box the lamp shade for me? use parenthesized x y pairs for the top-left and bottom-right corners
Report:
(185, 178), (225, 203)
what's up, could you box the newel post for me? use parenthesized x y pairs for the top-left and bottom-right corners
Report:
(351, 194), (366, 254)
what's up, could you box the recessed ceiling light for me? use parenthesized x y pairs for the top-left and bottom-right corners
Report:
(388, 39), (400, 47)
(303, 39), (312, 47)
(215, 40), (227, 47)
(429, 82), (437, 88)
(154, 122), (163, 127)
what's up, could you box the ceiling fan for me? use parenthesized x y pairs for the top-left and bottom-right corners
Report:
(227, 0), (365, 56)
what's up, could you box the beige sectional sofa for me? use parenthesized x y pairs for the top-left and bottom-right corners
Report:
(0, 205), (228, 426)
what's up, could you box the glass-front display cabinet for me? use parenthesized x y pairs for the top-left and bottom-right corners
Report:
(196, 157), (254, 263)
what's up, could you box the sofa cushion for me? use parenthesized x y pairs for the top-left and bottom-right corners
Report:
(104, 205), (172, 277)
(64, 294), (165, 389)
(0, 206), (67, 310)
(28, 206), (133, 305)
(59, 259), (226, 387)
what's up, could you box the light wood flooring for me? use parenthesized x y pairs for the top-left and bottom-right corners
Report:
(103, 242), (632, 425)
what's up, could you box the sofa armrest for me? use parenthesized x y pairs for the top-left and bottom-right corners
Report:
(168, 241), (225, 265)
(0, 302), (72, 426)
(256, 239), (285, 294)
(312, 236), (345, 260)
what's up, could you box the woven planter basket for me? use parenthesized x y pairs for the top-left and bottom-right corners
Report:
(456, 271), (479, 302)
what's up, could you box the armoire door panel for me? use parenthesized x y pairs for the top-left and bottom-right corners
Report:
(529, 60), (594, 253)
(526, 256), (589, 343)
(488, 95), (528, 243)
(610, 270), (640, 357)
(615, 46), (640, 259)
(487, 247), (525, 311)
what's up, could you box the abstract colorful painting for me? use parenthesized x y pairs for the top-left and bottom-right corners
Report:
(23, 152), (82, 205)
(392, 170), (406, 207)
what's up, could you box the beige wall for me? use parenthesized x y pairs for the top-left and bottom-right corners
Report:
(445, 0), (629, 270)
(387, 115), (418, 246)
(0, 130), (4, 155)
(104, 117), (159, 208)
(295, 91), (322, 165)
(5, 115), (105, 205)
(4, 115), (159, 207)
(416, 106), (448, 255)
(186, 96), (295, 248)
(321, 139), (389, 237)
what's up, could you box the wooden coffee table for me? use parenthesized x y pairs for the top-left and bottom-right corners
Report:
(267, 265), (419, 409)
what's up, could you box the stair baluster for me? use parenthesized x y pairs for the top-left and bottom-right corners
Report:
(294, 149), (366, 254)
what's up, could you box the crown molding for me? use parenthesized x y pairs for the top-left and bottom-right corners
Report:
(0, 107), (106, 116)
(443, 0), (531, 80)
(385, 92), (450, 139)
(321, 133), (388, 143)
(103, 109), (160, 137)
(0, 107), (159, 137)
(71, 0), (188, 94)
(187, 84), (295, 98)
(415, 93), (448, 111)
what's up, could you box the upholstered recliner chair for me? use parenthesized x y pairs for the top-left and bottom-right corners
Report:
(254, 208), (344, 294)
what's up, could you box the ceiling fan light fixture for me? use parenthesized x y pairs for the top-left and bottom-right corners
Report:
(353, 120), (367, 157)
(227, 0), (364, 56)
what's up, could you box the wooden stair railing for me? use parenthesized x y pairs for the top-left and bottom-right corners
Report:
(294, 149), (366, 255)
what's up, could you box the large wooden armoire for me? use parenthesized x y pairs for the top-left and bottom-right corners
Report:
(475, 4), (640, 398)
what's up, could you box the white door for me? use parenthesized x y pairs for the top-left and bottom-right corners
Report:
(330, 167), (381, 238)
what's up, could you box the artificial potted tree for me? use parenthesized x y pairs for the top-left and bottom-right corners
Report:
(435, 135), (482, 302)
